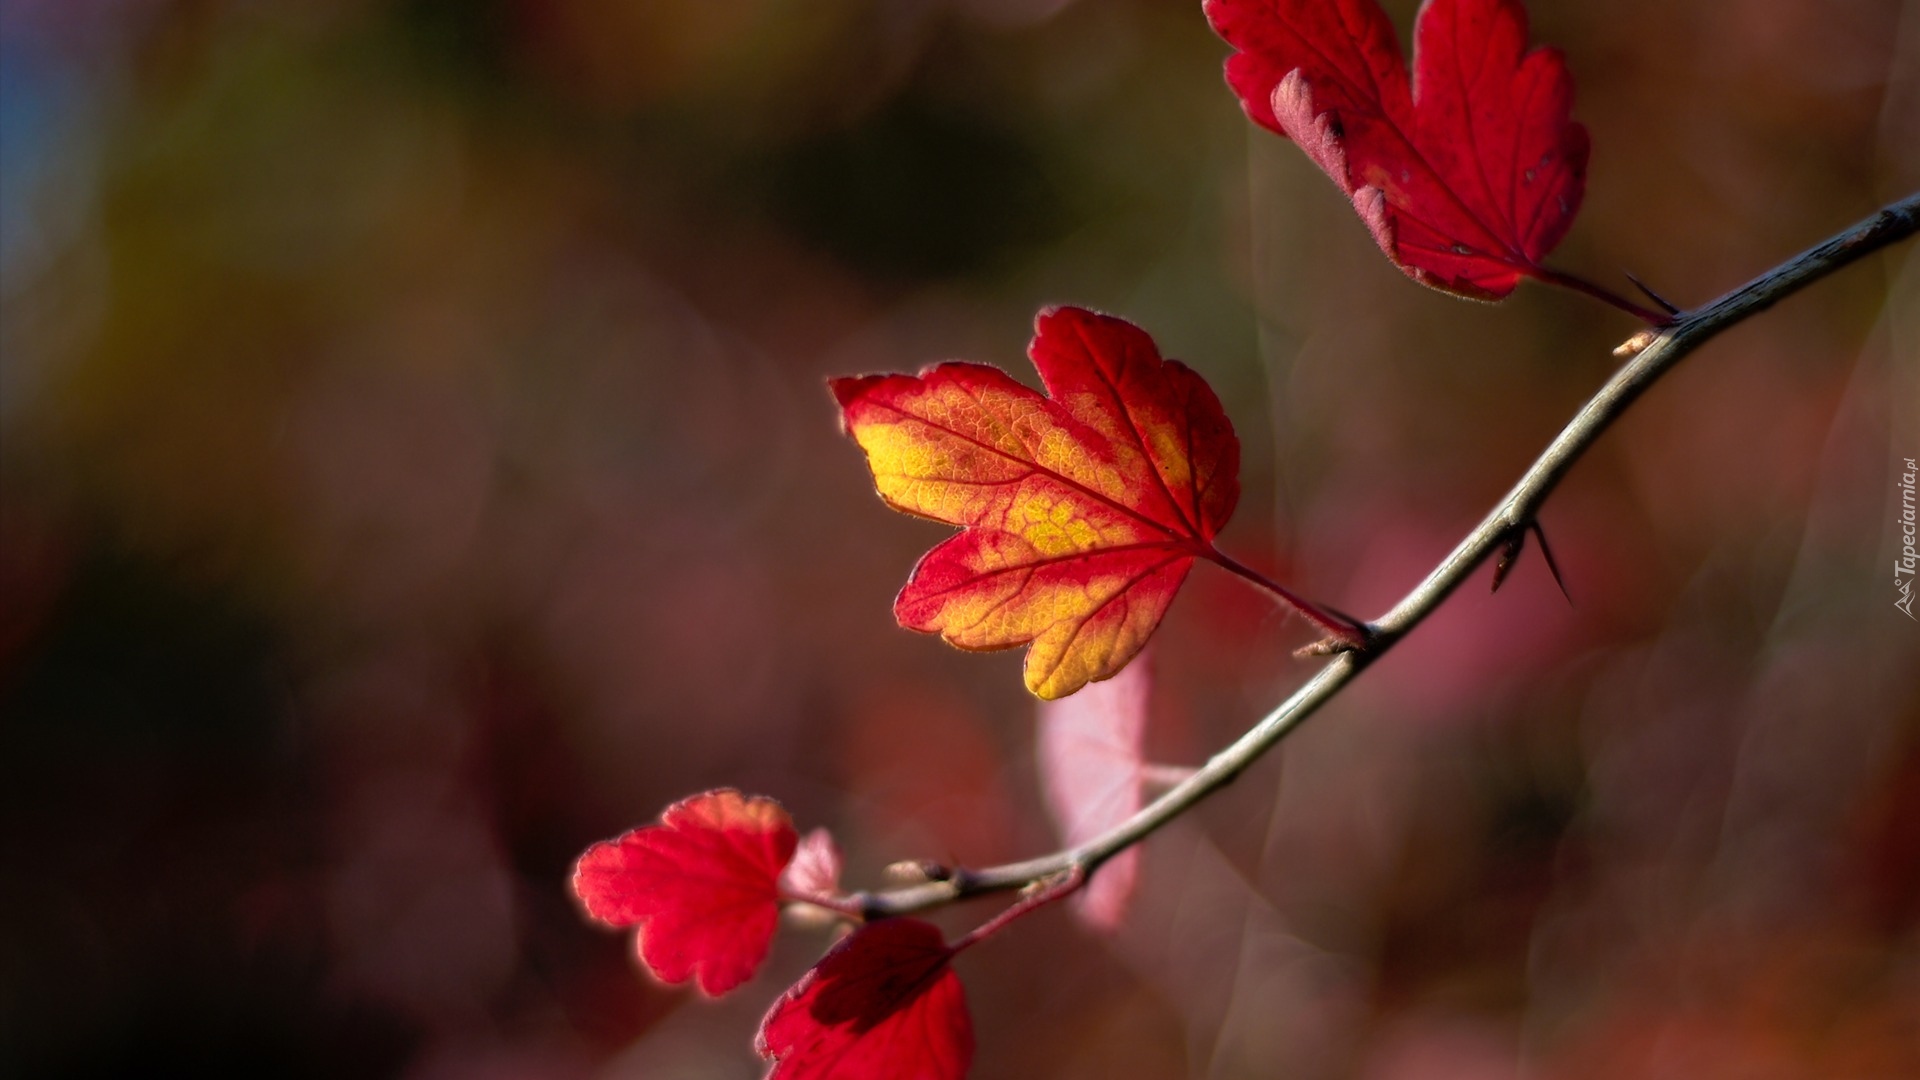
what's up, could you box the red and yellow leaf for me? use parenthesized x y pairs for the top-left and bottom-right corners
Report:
(571, 789), (797, 996)
(831, 306), (1239, 700)
(1205, 0), (1588, 299)
(756, 918), (972, 1080)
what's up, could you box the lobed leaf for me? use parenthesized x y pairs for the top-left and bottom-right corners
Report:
(757, 918), (973, 1080)
(831, 306), (1239, 699)
(571, 788), (796, 996)
(1205, 0), (1588, 299)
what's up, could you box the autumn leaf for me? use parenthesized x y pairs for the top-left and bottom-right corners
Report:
(834, 306), (1263, 699)
(757, 918), (973, 1080)
(571, 789), (797, 996)
(1205, 0), (1588, 300)
(1037, 651), (1151, 931)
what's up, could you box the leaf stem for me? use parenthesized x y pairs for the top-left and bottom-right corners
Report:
(948, 867), (1084, 953)
(1205, 548), (1368, 647)
(854, 191), (1919, 920)
(1536, 267), (1675, 325)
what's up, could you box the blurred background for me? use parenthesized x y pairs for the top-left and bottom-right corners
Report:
(2, 0), (1916, 1076)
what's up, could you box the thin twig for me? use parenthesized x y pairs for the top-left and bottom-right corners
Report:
(853, 192), (1920, 921)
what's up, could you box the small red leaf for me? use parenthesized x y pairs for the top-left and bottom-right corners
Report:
(1037, 652), (1150, 931)
(757, 919), (973, 1080)
(781, 827), (845, 899)
(832, 306), (1240, 700)
(571, 789), (797, 996)
(1205, 0), (1588, 300)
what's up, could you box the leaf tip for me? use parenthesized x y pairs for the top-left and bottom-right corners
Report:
(827, 374), (883, 412)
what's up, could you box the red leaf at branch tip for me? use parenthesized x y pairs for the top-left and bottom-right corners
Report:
(1204, 0), (1588, 300)
(570, 788), (796, 997)
(757, 918), (973, 1080)
(832, 306), (1240, 700)
(1037, 650), (1150, 932)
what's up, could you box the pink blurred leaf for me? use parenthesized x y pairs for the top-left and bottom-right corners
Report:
(1036, 654), (1151, 931)
(781, 827), (844, 899)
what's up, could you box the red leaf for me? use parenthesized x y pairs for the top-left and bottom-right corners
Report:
(1037, 651), (1150, 931)
(571, 789), (796, 996)
(832, 306), (1240, 699)
(1205, 0), (1588, 299)
(757, 919), (973, 1080)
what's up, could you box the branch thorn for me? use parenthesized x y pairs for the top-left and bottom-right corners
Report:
(1624, 271), (1682, 315)
(1530, 521), (1572, 605)
(1490, 520), (1573, 604)
(1490, 526), (1526, 593)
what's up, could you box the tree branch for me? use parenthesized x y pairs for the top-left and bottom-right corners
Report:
(853, 191), (1920, 921)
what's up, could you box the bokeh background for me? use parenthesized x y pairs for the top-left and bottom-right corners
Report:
(3, 0), (1916, 1076)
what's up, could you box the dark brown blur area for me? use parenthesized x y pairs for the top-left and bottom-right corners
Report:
(1, 0), (1915, 1076)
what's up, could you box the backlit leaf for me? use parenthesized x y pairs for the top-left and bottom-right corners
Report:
(1205, 0), (1588, 299)
(757, 918), (972, 1080)
(571, 789), (796, 996)
(831, 306), (1239, 699)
